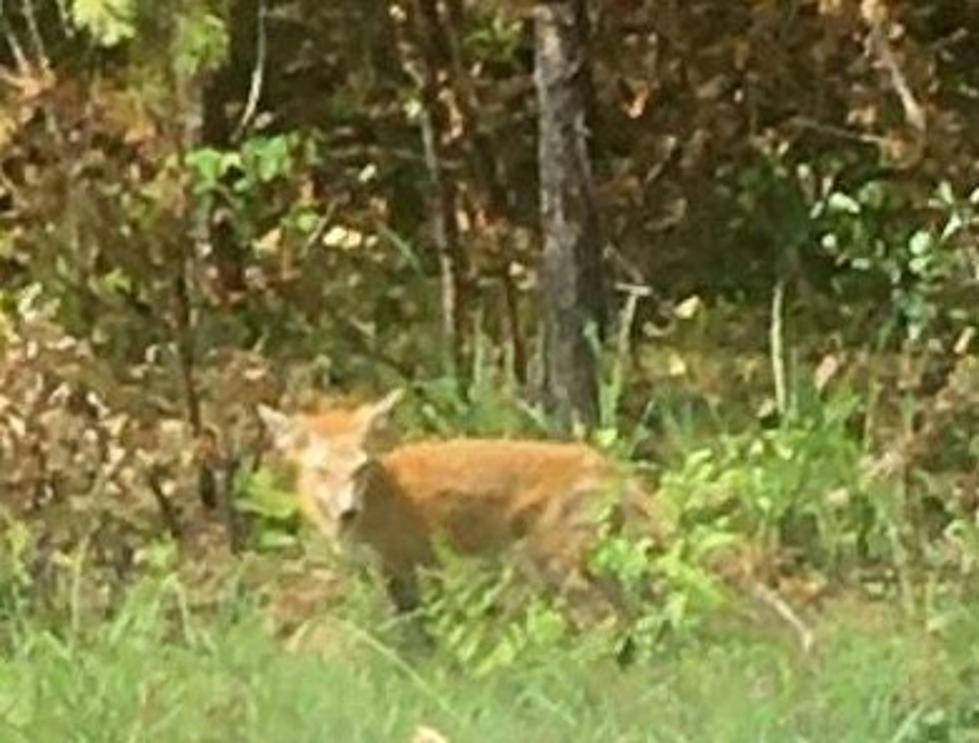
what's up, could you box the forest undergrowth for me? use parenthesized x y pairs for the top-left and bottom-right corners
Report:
(4, 319), (979, 741)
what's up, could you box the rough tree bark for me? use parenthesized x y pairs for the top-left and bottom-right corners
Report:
(534, 0), (606, 429)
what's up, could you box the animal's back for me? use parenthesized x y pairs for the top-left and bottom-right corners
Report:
(375, 438), (637, 560)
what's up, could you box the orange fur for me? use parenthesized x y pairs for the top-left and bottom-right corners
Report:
(258, 391), (663, 611)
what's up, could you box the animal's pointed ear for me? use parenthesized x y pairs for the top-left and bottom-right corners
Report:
(257, 404), (301, 451)
(355, 389), (404, 447)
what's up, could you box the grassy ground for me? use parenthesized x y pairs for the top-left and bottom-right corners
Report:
(3, 572), (979, 743)
(4, 367), (979, 742)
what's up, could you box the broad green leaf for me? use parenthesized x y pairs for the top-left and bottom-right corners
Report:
(185, 148), (226, 190)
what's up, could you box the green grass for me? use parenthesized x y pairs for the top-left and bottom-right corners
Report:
(3, 574), (979, 743)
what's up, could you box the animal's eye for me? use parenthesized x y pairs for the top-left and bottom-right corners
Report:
(352, 459), (371, 475)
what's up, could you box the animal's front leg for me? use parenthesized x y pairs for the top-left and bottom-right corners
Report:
(384, 567), (422, 613)
(382, 566), (435, 650)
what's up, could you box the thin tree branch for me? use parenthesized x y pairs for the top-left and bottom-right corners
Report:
(18, 0), (50, 74)
(231, 0), (268, 142)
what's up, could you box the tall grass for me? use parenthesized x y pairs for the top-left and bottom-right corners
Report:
(3, 564), (979, 742)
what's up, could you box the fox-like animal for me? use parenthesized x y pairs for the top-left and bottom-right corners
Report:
(257, 390), (664, 612)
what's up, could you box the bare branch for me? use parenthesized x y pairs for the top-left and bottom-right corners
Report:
(0, 3), (32, 74)
(869, 23), (927, 133)
(231, 0), (268, 142)
(19, 0), (51, 73)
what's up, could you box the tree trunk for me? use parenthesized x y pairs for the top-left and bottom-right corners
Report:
(534, 0), (606, 429)
(410, 0), (472, 382)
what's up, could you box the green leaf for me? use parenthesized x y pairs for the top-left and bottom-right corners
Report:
(293, 210), (322, 234)
(173, 12), (229, 79)
(936, 180), (956, 206)
(237, 469), (298, 521)
(254, 136), (294, 182)
(908, 230), (933, 256)
(100, 268), (133, 295)
(827, 191), (861, 215)
(940, 211), (964, 241)
(185, 148), (226, 190)
(70, 0), (135, 47)
(257, 530), (298, 550)
(594, 427), (619, 449)
(908, 255), (932, 276)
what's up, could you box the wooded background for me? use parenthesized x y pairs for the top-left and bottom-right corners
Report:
(2, 0), (979, 592)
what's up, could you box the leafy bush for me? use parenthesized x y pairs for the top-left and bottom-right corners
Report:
(659, 390), (876, 573)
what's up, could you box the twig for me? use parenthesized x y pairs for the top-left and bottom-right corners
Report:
(147, 466), (183, 539)
(770, 276), (788, 419)
(230, 0), (268, 142)
(605, 242), (646, 285)
(869, 23), (926, 132)
(612, 282), (653, 297)
(53, 0), (75, 38)
(0, 2), (31, 74)
(790, 117), (890, 146)
(19, 0), (51, 74)
(750, 580), (815, 655)
(300, 202), (336, 255)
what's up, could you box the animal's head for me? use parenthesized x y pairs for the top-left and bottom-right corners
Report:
(257, 389), (404, 538)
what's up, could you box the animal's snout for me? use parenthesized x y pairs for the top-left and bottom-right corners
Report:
(312, 494), (361, 530)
